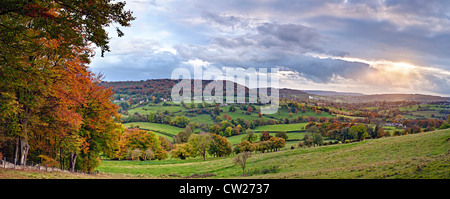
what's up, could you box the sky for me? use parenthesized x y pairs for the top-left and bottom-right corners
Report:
(90, 0), (450, 97)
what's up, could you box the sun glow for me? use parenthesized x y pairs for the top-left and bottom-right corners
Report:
(308, 53), (419, 75)
(305, 53), (427, 90)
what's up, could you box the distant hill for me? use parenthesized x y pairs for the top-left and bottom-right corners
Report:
(99, 79), (253, 99)
(100, 79), (178, 98)
(100, 79), (449, 103)
(302, 90), (364, 96)
(100, 79), (312, 101)
(279, 88), (310, 99)
(343, 94), (450, 103)
(288, 89), (448, 103)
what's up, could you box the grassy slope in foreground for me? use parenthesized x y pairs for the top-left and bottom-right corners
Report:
(97, 129), (450, 179)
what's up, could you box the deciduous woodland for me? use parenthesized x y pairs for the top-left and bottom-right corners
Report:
(0, 0), (135, 173)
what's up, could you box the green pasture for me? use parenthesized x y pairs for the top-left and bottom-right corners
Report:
(96, 129), (450, 179)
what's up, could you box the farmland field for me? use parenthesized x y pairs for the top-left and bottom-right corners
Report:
(254, 123), (307, 132)
(123, 122), (184, 137)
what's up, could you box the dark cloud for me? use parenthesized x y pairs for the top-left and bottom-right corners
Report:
(200, 11), (249, 30)
(256, 23), (324, 52)
(210, 36), (256, 48)
(179, 21), (361, 83)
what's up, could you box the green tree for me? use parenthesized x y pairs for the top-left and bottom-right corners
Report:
(302, 134), (313, 147)
(438, 122), (450, 129)
(174, 116), (190, 128)
(225, 126), (233, 137)
(312, 133), (324, 147)
(275, 131), (288, 141)
(349, 124), (368, 141)
(242, 129), (259, 143)
(188, 133), (213, 161)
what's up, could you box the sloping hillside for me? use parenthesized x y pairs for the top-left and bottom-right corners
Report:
(97, 129), (450, 179)
(251, 129), (449, 179)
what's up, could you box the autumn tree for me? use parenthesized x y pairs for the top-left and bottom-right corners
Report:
(235, 140), (255, 154)
(0, 0), (135, 171)
(171, 143), (194, 160)
(208, 133), (233, 157)
(255, 141), (269, 153)
(269, 137), (286, 151)
(246, 106), (253, 115)
(159, 136), (174, 151)
(208, 124), (222, 135)
(260, 131), (272, 141)
(376, 125), (385, 138)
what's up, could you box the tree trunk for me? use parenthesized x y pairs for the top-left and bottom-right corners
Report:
(14, 137), (19, 165)
(69, 152), (78, 172)
(19, 135), (30, 165)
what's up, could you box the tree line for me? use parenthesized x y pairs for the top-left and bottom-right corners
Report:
(0, 0), (135, 173)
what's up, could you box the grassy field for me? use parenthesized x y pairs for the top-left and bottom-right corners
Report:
(2, 129), (448, 179)
(254, 123), (307, 132)
(185, 114), (215, 125)
(123, 122), (184, 138)
(0, 169), (128, 179)
(95, 129), (450, 179)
